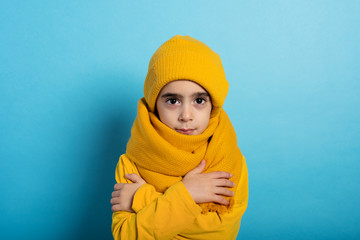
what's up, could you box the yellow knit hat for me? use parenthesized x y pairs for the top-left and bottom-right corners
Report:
(143, 35), (229, 115)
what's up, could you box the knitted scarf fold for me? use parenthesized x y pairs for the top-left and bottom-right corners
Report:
(126, 98), (243, 214)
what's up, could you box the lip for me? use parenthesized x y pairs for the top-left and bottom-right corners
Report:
(176, 128), (195, 135)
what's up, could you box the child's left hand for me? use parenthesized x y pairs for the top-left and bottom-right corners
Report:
(111, 173), (146, 212)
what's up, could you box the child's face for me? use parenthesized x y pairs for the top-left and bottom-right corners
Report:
(156, 80), (212, 135)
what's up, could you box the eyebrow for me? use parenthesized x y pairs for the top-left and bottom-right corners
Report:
(160, 92), (210, 99)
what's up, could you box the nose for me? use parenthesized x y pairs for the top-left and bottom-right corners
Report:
(179, 104), (193, 122)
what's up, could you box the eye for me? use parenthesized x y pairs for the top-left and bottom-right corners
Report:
(195, 98), (206, 104)
(166, 98), (179, 105)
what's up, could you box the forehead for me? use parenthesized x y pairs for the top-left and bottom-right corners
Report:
(159, 80), (208, 95)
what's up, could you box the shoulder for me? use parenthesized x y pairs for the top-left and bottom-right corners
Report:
(115, 154), (140, 183)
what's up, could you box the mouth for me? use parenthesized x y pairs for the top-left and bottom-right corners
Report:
(176, 128), (195, 135)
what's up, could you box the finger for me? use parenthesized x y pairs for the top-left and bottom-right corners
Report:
(204, 171), (232, 179)
(125, 173), (146, 184)
(215, 187), (235, 197)
(112, 204), (122, 212)
(214, 179), (235, 188)
(111, 191), (120, 198)
(110, 197), (121, 205)
(212, 195), (230, 205)
(114, 183), (124, 190)
(112, 204), (135, 213)
(188, 160), (206, 175)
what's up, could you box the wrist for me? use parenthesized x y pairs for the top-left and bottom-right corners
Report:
(132, 183), (159, 213)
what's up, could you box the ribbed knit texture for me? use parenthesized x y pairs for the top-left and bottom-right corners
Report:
(143, 35), (229, 116)
(125, 35), (243, 214)
(126, 98), (244, 214)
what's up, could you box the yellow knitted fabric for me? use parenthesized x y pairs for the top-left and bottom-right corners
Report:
(143, 35), (229, 116)
(126, 98), (244, 214)
(126, 35), (244, 214)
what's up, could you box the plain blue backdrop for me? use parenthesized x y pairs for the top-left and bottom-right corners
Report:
(1, 1), (359, 239)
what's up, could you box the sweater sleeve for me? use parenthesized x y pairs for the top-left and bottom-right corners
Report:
(111, 154), (249, 240)
(111, 155), (203, 240)
(176, 155), (249, 240)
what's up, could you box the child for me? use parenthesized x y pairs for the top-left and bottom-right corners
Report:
(111, 35), (248, 240)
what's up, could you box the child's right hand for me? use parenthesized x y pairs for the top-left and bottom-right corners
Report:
(111, 174), (146, 212)
(182, 160), (235, 205)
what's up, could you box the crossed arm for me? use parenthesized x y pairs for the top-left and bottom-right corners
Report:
(110, 155), (248, 240)
(110, 160), (234, 212)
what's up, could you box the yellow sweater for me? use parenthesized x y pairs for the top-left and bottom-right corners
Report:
(111, 154), (248, 240)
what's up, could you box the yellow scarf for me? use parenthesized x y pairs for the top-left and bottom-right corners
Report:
(126, 98), (244, 214)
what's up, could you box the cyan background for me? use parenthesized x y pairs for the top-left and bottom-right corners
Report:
(1, 1), (359, 239)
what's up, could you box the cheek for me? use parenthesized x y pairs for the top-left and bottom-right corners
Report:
(198, 111), (211, 130)
(157, 107), (177, 128)
(156, 102), (166, 120)
(203, 117), (210, 129)
(157, 108), (167, 123)
(202, 107), (212, 128)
